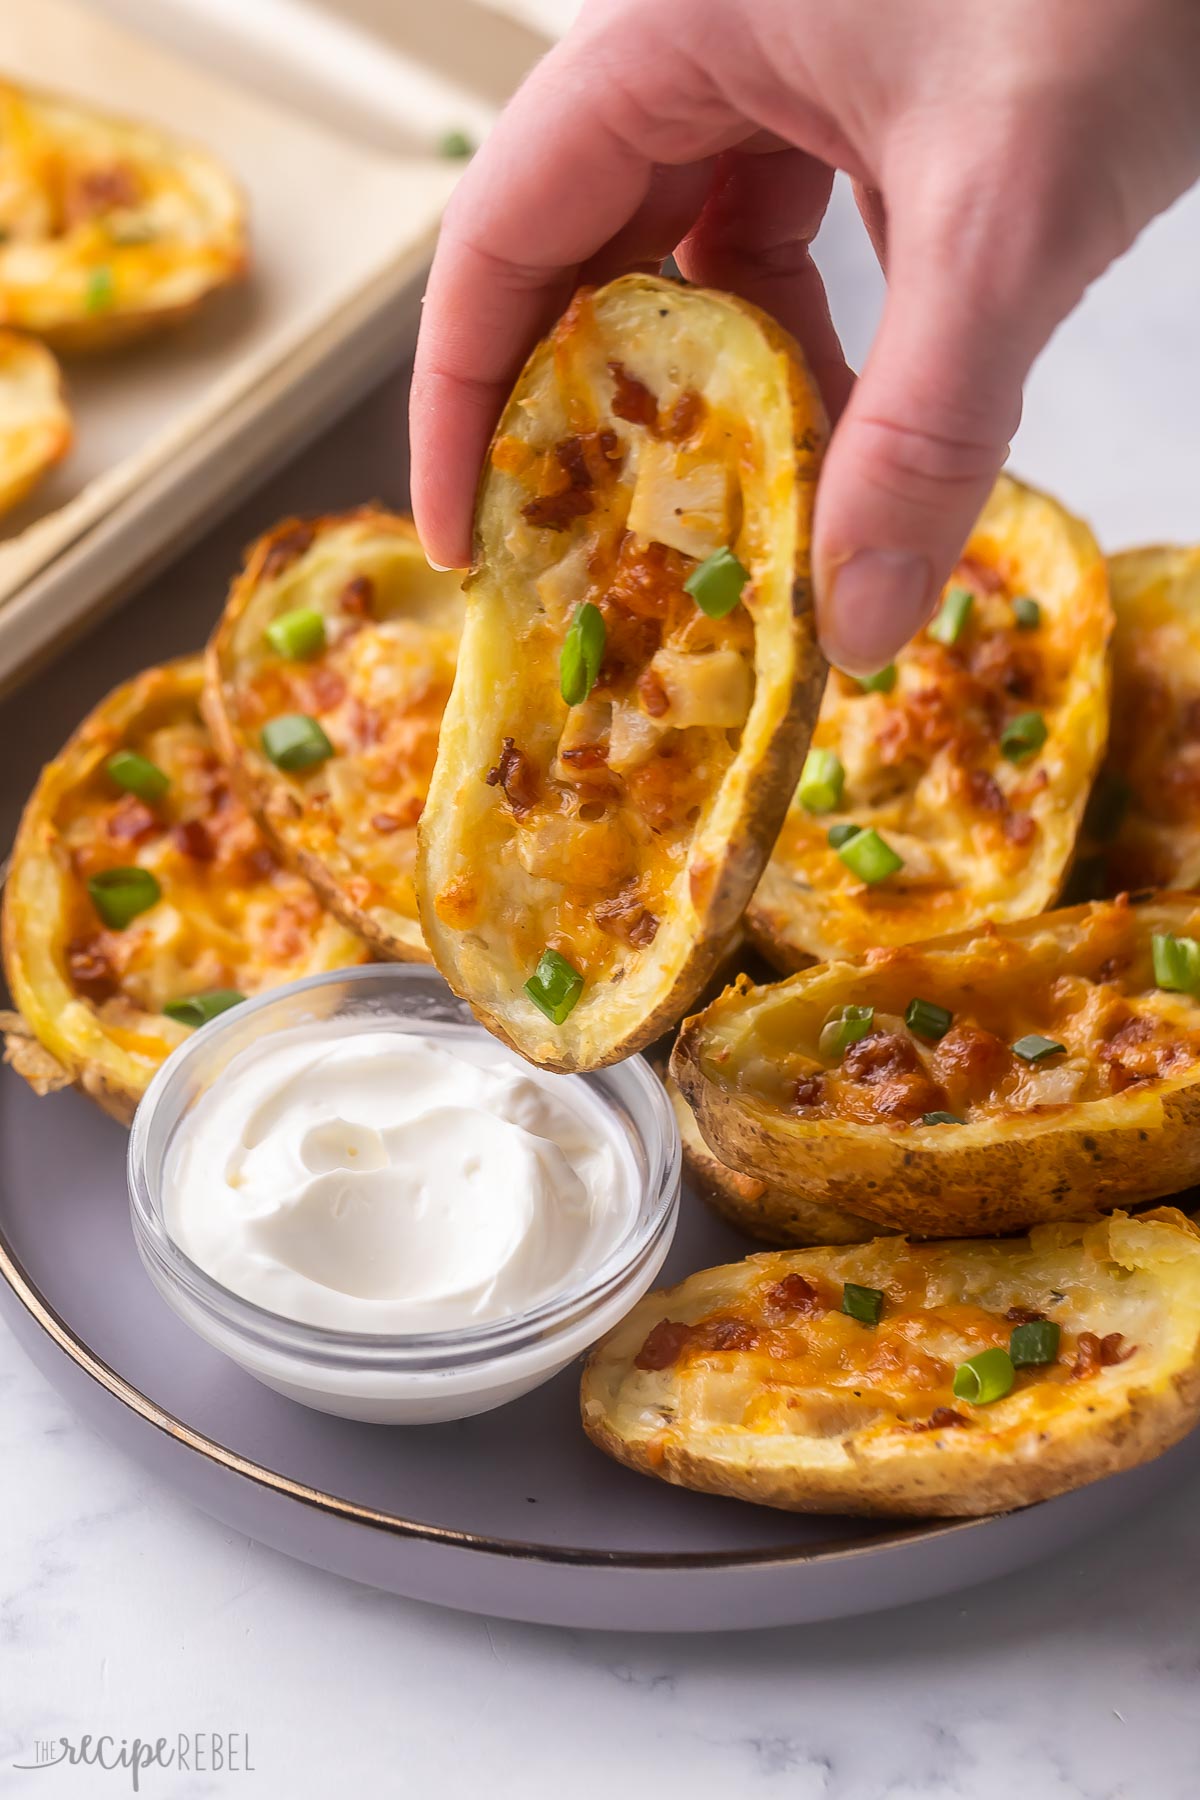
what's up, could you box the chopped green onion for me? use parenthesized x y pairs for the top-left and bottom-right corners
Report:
(1151, 931), (1200, 995)
(798, 748), (845, 815)
(928, 585), (973, 646)
(1012, 1033), (1066, 1063)
(1012, 595), (1041, 630)
(559, 601), (606, 706)
(524, 948), (584, 1024)
(1084, 772), (1131, 843)
(163, 989), (245, 1028)
(838, 826), (903, 884)
(842, 1282), (884, 1326)
(438, 129), (475, 158)
(827, 822), (862, 850)
(87, 866), (160, 930)
(261, 713), (334, 772)
(1009, 1319), (1061, 1368)
(953, 1347), (1015, 1405)
(265, 606), (326, 662)
(922, 1110), (963, 1126)
(1000, 710), (1048, 762)
(905, 997), (953, 1041)
(84, 266), (114, 313)
(819, 1004), (874, 1062)
(683, 546), (749, 619)
(857, 664), (897, 694)
(105, 750), (169, 803)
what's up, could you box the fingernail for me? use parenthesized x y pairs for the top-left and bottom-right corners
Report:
(425, 554), (454, 573)
(819, 548), (932, 676)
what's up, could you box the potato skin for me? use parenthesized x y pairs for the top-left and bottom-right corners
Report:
(205, 508), (464, 963)
(582, 1210), (1200, 1517)
(0, 81), (246, 351)
(747, 474), (1112, 973)
(2, 656), (365, 1124)
(0, 331), (71, 515)
(417, 273), (829, 1072)
(666, 1072), (881, 1247)
(673, 895), (1200, 1236)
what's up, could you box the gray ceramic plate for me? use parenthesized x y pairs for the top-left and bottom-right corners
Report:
(2, 1066), (1195, 1632)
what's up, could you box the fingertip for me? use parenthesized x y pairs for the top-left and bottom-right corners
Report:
(815, 547), (933, 676)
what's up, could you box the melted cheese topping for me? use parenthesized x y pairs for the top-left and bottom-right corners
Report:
(222, 517), (464, 941)
(53, 679), (366, 1052)
(751, 478), (1111, 964)
(0, 81), (244, 337)
(718, 899), (1200, 1128)
(432, 295), (761, 985)
(1084, 546), (1200, 894)
(0, 327), (69, 512)
(620, 1228), (1159, 1443)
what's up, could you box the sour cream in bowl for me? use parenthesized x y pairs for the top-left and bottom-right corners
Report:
(128, 966), (679, 1424)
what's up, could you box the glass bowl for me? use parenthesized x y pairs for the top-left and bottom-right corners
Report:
(128, 965), (680, 1425)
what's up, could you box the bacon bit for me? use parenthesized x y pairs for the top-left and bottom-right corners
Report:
(339, 575), (375, 619)
(932, 1023), (1012, 1115)
(559, 742), (609, 771)
(840, 1030), (946, 1122)
(64, 164), (139, 226)
(171, 819), (215, 862)
(485, 737), (539, 817)
(637, 667), (669, 718)
(521, 486), (594, 530)
(970, 635), (1040, 701)
(793, 1072), (824, 1109)
(634, 1319), (693, 1371)
(371, 798), (422, 835)
(66, 936), (118, 1002)
(706, 1318), (758, 1352)
(521, 430), (621, 530)
(106, 795), (160, 845)
(371, 812), (402, 835)
(260, 522), (315, 580)
(1072, 1330), (1135, 1379)
(303, 666), (347, 713)
(665, 390), (705, 442)
(954, 554), (1006, 594)
(766, 1273), (824, 1318)
(608, 361), (658, 432)
(243, 844), (278, 881)
(1003, 809), (1037, 847)
(966, 768), (1006, 814)
(1006, 1306), (1047, 1324)
(593, 885), (659, 948)
(907, 1407), (967, 1433)
(605, 536), (691, 622)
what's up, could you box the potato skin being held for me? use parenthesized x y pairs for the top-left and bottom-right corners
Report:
(418, 273), (829, 1071)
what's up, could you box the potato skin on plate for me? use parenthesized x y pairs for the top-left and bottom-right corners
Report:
(582, 1210), (1200, 1517)
(417, 273), (828, 1070)
(0, 79), (246, 350)
(0, 330), (71, 514)
(665, 1070), (881, 1248)
(2, 657), (367, 1124)
(673, 894), (1200, 1236)
(205, 508), (465, 962)
(748, 475), (1112, 971)
(1076, 544), (1200, 896)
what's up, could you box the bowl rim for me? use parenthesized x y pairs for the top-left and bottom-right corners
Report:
(127, 963), (681, 1372)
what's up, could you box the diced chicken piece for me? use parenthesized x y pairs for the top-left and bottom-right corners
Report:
(646, 646), (752, 730)
(607, 699), (668, 773)
(626, 437), (735, 560)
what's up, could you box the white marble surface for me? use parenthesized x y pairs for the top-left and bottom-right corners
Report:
(3, 25), (1200, 1795)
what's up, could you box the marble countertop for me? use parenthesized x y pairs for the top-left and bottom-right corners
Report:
(2, 87), (1200, 1800)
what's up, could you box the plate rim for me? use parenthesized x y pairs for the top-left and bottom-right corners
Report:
(0, 1211), (1007, 1571)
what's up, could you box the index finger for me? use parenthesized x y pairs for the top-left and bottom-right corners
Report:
(409, 25), (743, 567)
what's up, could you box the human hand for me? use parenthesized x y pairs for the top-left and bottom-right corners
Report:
(410, 0), (1200, 672)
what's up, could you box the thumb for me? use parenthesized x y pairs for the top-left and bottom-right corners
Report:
(812, 192), (1046, 675)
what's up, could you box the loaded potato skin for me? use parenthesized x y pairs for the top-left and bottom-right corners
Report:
(0, 330), (71, 514)
(748, 475), (1112, 971)
(2, 657), (367, 1124)
(582, 1210), (1200, 1517)
(0, 80), (246, 351)
(417, 273), (828, 1071)
(205, 509), (465, 962)
(1078, 545), (1200, 897)
(673, 894), (1200, 1236)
